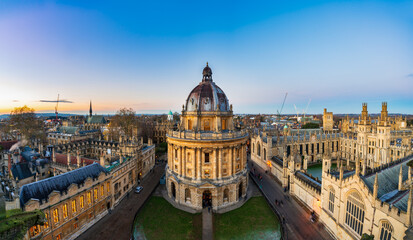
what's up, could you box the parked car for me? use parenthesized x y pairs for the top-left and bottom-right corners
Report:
(135, 186), (143, 193)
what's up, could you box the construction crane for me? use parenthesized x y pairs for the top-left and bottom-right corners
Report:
(293, 104), (299, 119)
(277, 92), (288, 121)
(303, 98), (312, 119)
(55, 94), (60, 122)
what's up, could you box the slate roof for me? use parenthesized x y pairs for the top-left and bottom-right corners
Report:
(87, 115), (107, 124)
(361, 155), (413, 212)
(295, 171), (322, 192)
(19, 163), (108, 207)
(57, 126), (79, 134)
(11, 162), (35, 181)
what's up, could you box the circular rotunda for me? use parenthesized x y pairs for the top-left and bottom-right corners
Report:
(166, 63), (249, 212)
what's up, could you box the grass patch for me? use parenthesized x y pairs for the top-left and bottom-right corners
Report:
(133, 196), (201, 240)
(214, 196), (281, 240)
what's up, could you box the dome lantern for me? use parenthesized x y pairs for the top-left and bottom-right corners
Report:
(202, 62), (212, 82)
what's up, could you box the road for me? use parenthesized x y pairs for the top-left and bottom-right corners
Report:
(249, 159), (333, 240)
(76, 163), (165, 240)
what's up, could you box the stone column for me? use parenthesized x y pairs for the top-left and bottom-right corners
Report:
(229, 146), (233, 176)
(218, 148), (222, 179)
(241, 144), (245, 170)
(192, 148), (196, 180)
(179, 147), (183, 176)
(197, 148), (201, 180)
(213, 148), (218, 179)
(183, 147), (186, 177)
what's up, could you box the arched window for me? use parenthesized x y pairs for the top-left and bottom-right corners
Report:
(328, 188), (335, 213)
(223, 188), (229, 203)
(264, 148), (267, 160)
(185, 188), (191, 203)
(257, 144), (261, 157)
(345, 191), (365, 236)
(188, 119), (192, 130)
(379, 221), (393, 240)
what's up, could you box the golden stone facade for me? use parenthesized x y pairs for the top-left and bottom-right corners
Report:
(166, 64), (248, 212)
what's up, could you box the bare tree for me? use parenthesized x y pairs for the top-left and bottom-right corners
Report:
(7, 105), (45, 143)
(109, 108), (137, 140)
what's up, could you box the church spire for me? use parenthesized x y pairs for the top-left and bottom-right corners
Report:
(89, 100), (93, 117)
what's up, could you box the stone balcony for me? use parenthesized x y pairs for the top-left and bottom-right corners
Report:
(167, 129), (248, 141)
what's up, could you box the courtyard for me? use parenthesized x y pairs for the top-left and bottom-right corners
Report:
(132, 196), (281, 240)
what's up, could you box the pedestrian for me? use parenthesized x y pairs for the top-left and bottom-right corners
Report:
(208, 206), (211, 213)
(275, 199), (278, 206)
(282, 216), (286, 224)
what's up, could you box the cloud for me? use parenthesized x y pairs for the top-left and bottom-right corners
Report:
(407, 74), (413, 78)
(39, 99), (74, 103)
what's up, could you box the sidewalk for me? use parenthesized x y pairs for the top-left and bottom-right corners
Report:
(76, 163), (165, 240)
(202, 208), (213, 240)
(249, 160), (333, 240)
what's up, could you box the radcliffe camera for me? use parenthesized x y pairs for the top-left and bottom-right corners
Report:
(0, 1), (412, 240)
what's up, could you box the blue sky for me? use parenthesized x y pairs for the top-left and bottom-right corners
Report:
(0, 0), (412, 114)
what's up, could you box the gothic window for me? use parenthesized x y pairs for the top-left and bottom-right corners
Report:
(80, 195), (84, 209)
(185, 188), (191, 203)
(328, 189), (335, 213)
(44, 213), (49, 229)
(205, 153), (210, 163)
(63, 204), (68, 219)
(257, 144), (261, 157)
(264, 149), (266, 160)
(379, 221), (393, 240)
(107, 182), (110, 193)
(345, 191), (365, 236)
(94, 188), (98, 201)
(188, 119), (192, 130)
(252, 143), (255, 153)
(53, 208), (59, 223)
(72, 200), (77, 214)
(101, 185), (104, 197)
(29, 225), (41, 237)
(87, 192), (91, 205)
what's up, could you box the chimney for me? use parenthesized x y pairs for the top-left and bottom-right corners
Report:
(67, 152), (71, 167)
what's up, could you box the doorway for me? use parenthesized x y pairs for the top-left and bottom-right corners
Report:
(202, 190), (212, 208)
(171, 182), (176, 199)
(238, 183), (243, 199)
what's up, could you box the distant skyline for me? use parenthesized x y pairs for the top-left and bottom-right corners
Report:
(1, 1), (412, 115)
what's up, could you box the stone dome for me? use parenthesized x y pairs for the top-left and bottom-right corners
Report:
(185, 63), (229, 112)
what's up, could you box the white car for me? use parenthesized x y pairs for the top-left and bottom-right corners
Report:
(135, 186), (143, 193)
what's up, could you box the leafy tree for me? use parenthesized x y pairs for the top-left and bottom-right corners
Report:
(360, 233), (374, 240)
(109, 108), (137, 140)
(7, 106), (45, 142)
(301, 122), (320, 129)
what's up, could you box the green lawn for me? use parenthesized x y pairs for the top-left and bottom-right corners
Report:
(133, 196), (201, 240)
(214, 196), (281, 240)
